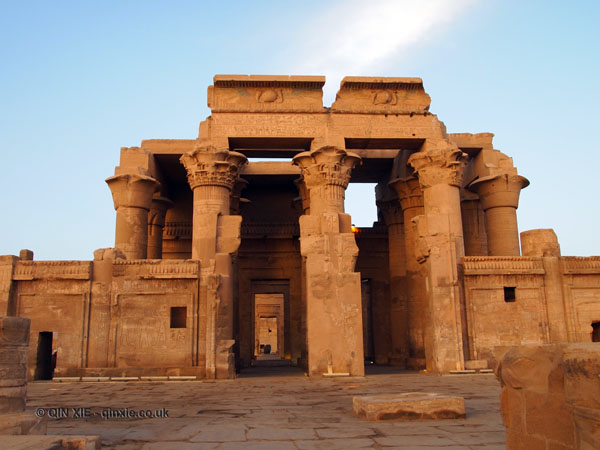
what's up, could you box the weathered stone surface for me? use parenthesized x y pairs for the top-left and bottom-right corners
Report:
(353, 392), (466, 421)
(496, 343), (600, 449)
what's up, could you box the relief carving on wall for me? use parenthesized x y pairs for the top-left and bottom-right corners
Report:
(256, 89), (283, 103)
(372, 90), (398, 105)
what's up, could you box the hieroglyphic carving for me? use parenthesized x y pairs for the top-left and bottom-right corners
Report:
(12, 261), (92, 281)
(462, 256), (545, 274)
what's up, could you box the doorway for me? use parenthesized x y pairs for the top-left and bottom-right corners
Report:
(592, 322), (600, 342)
(254, 293), (284, 359)
(361, 279), (375, 363)
(35, 332), (54, 380)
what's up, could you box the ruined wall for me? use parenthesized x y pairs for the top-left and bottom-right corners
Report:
(13, 261), (92, 377)
(7, 258), (203, 379)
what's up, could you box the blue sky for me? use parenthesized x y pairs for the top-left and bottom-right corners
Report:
(1, 0), (598, 259)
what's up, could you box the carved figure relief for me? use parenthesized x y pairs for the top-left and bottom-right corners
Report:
(256, 89), (283, 103)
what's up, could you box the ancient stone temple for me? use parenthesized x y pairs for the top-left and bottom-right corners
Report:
(1, 75), (599, 380)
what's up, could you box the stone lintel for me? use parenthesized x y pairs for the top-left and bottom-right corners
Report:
(448, 132), (495, 154)
(353, 393), (466, 421)
(242, 161), (301, 176)
(213, 74), (326, 89)
(141, 139), (196, 155)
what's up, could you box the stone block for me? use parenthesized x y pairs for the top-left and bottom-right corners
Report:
(496, 344), (600, 449)
(465, 359), (488, 370)
(353, 393), (465, 421)
(0, 411), (47, 435)
(18, 250), (34, 261)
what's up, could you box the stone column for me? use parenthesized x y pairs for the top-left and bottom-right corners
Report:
(468, 173), (529, 256)
(106, 174), (160, 259)
(388, 176), (427, 368)
(408, 143), (468, 373)
(293, 146), (365, 376)
(147, 196), (173, 259)
(460, 190), (488, 256)
(376, 186), (408, 367)
(180, 144), (247, 379)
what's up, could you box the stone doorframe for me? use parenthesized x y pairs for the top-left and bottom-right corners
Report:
(250, 280), (291, 361)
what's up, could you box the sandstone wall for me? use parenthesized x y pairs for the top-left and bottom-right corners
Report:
(463, 256), (600, 362)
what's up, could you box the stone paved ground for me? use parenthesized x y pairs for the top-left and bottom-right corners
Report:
(26, 367), (505, 449)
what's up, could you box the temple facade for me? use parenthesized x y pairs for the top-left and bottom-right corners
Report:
(2, 75), (600, 380)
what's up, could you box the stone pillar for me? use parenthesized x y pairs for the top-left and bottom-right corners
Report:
(106, 173), (160, 259)
(468, 173), (529, 256)
(460, 190), (488, 256)
(0, 256), (19, 316)
(376, 186), (408, 367)
(180, 144), (247, 379)
(388, 176), (427, 368)
(292, 146), (365, 376)
(408, 143), (467, 373)
(147, 196), (173, 259)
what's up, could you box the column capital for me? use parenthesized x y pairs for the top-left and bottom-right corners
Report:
(292, 146), (361, 190)
(388, 176), (424, 211)
(408, 145), (467, 189)
(468, 173), (529, 210)
(105, 173), (160, 210)
(180, 144), (247, 191)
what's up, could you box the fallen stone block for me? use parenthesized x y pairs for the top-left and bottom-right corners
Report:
(353, 393), (466, 421)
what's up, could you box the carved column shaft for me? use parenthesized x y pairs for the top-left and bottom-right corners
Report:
(106, 173), (160, 259)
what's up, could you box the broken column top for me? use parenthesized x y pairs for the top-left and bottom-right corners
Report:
(332, 76), (430, 113)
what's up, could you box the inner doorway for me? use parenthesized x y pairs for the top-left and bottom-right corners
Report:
(250, 279), (291, 366)
(254, 293), (284, 359)
(592, 322), (600, 342)
(35, 331), (54, 380)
